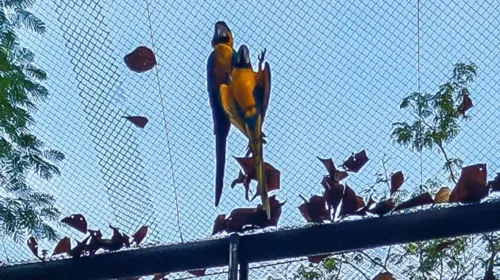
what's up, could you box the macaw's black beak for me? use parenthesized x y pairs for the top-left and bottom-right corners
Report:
(211, 21), (232, 46)
(235, 45), (251, 68)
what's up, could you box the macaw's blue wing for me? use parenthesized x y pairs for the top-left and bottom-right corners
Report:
(254, 61), (271, 124)
(207, 51), (231, 207)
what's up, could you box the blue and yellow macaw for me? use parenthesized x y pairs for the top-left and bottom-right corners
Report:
(207, 21), (238, 207)
(220, 45), (272, 219)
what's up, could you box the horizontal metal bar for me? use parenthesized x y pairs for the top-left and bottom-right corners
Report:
(2, 200), (500, 280)
(0, 238), (230, 280)
(239, 200), (500, 263)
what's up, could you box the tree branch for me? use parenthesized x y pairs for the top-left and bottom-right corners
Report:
(359, 251), (389, 272)
(342, 258), (370, 280)
(436, 142), (457, 184)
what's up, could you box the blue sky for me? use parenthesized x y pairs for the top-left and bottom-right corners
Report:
(3, 0), (499, 276)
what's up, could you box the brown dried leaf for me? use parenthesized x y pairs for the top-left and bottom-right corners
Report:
(52, 237), (71, 256)
(342, 150), (369, 173)
(484, 263), (495, 280)
(124, 46), (157, 73)
(449, 164), (488, 203)
(322, 177), (344, 212)
(368, 199), (395, 217)
(436, 239), (458, 252)
(188, 269), (206, 277)
(353, 196), (375, 216)
(27, 237), (38, 258)
(373, 272), (396, 280)
(235, 157), (281, 193)
(434, 187), (451, 204)
(69, 236), (90, 258)
(124, 116), (149, 129)
(61, 214), (87, 234)
(255, 196), (284, 228)
(298, 195), (329, 223)
(132, 226), (148, 246)
(393, 192), (434, 212)
(308, 253), (331, 263)
(488, 173), (500, 192)
(390, 171), (404, 195)
(212, 214), (227, 235)
(457, 94), (473, 115)
(339, 185), (363, 216)
(231, 171), (246, 189)
(87, 229), (103, 256)
(152, 273), (169, 280)
(317, 157), (349, 181)
(225, 208), (258, 233)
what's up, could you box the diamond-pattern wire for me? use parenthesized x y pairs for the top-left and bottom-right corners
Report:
(2, 0), (500, 278)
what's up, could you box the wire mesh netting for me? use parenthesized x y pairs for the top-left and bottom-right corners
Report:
(1, 0), (500, 279)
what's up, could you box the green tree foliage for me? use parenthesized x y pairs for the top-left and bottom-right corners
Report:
(391, 63), (476, 183)
(0, 0), (63, 242)
(286, 63), (494, 279)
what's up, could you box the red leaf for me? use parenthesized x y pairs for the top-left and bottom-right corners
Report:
(390, 171), (404, 195)
(212, 214), (227, 235)
(484, 263), (495, 280)
(488, 173), (500, 192)
(132, 226), (148, 246)
(373, 272), (396, 280)
(339, 185), (364, 216)
(342, 150), (369, 173)
(235, 157), (281, 198)
(124, 116), (149, 128)
(152, 273), (169, 280)
(255, 196), (284, 228)
(394, 192), (434, 212)
(449, 164), (488, 203)
(69, 236), (90, 258)
(298, 195), (329, 223)
(231, 171), (246, 189)
(353, 196), (374, 216)
(87, 229), (103, 256)
(52, 237), (71, 256)
(225, 208), (258, 233)
(457, 95), (473, 114)
(317, 157), (349, 181)
(322, 177), (344, 213)
(122, 233), (131, 248)
(368, 199), (395, 217)
(308, 253), (331, 263)
(224, 196), (284, 233)
(436, 239), (458, 252)
(188, 269), (206, 277)
(27, 237), (39, 258)
(124, 46), (157, 73)
(61, 214), (87, 234)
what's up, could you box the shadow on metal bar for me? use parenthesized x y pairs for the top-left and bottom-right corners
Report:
(2, 200), (500, 280)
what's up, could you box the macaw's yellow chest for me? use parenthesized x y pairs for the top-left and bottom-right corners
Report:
(214, 44), (233, 85)
(231, 69), (257, 112)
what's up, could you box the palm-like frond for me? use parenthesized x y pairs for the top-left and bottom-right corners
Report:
(3, 0), (36, 10)
(0, 0), (62, 243)
(12, 9), (45, 34)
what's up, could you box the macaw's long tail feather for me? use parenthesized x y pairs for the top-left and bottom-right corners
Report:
(215, 130), (229, 207)
(254, 142), (271, 220)
(247, 116), (270, 220)
(244, 133), (267, 157)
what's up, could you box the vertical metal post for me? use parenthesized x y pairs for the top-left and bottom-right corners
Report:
(239, 261), (249, 280)
(228, 233), (240, 280)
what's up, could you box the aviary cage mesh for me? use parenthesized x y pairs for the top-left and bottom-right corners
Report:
(3, 0), (500, 279)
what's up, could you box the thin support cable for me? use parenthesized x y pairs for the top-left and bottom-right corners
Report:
(417, 0), (423, 189)
(144, 0), (184, 243)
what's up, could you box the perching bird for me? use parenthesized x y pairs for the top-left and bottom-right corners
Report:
(207, 21), (238, 207)
(220, 45), (272, 219)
